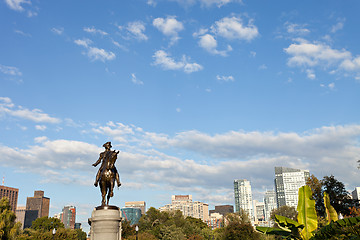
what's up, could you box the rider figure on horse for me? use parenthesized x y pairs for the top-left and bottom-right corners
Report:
(93, 141), (121, 187)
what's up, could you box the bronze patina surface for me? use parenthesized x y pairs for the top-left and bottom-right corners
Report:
(92, 142), (121, 205)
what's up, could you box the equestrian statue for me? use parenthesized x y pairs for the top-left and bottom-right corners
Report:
(92, 142), (121, 206)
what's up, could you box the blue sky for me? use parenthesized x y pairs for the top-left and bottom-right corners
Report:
(1, 0), (360, 232)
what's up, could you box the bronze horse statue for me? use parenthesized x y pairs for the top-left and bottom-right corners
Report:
(99, 150), (120, 205)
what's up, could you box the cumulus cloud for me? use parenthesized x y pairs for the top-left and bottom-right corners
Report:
(285, 22), (310, 35)
(285, 39), (351, 67)
(0, 97), (61, 123)
(285, 38), (360, 79)
(83, 26), (108, 36)
(87, 47), (115, 62)
(35, 125), (47, 131)
(74, 39), (115, 62)
(153, 16), (184, 44)
(2, 121), (360, 205)
(152, 50), (203, 73)
(211, 16), (259, 41)
(5, 0), (31, 11)
(198, 34), (232, 56)
(122, 21), (148, 41)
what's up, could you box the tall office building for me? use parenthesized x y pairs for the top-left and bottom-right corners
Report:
(234, 179), (253, 221)
(26, 190), (50, 218)
(352, 187), (360, 202)
(61, 206), (76, 229)
(0, 185), (19, 212)
(274, 167), (310, 208)
(159, 195), (209, 221)
(125, 201), (146, 215)
(264, 190), (277, 222)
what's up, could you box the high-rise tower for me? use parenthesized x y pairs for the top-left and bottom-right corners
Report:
(0, 185), (19, 212)
(274, 167), (310, 208)
(234, 179), (253, 221)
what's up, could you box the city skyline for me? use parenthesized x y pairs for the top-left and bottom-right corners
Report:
(1, 0), (360, 233)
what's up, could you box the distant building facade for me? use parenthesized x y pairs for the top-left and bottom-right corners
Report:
(274, 167), (310, 208)
(61, 206), (76, 229)
(205, 212), (224, 230)
(24, 190), (50, 228)
(121, 208), (142, 225)
(253, 200), (265, 223)
(264, 190), (277, 222)
(26, 190), (50, 218)
(15, 206), (26, 229)
(209, 205), (234, 216)
(125, 201), (146, 215)
(159, 195), (209, 221)
(352, 187), (360, 202)
(234, 179), (253, 221)
(0, 185), (19, 212)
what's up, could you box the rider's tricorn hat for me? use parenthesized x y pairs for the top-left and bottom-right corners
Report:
(103, 142), (112, 148)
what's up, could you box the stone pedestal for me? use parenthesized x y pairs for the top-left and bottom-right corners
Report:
(88, 205), (122, 240)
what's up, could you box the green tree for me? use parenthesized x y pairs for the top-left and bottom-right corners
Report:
(31, 216), (64, 232)
(0, 197), (21, 240)
(75, 229), (87, 240)
(322, 175), (356, 216)
(121, 219), (135, 239)
(222, 211), (260, 240)
(306, 174), (325, 217)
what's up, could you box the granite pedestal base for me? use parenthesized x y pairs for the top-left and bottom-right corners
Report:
(88, 205), (122, 240)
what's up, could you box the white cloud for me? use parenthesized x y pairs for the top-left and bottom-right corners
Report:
(74, 39), (115, 62)
(51, 27), (64, 35)
(5, 0), (30, 11)
(285, 39), (360, 79)
(74, 39), (92, 48)
(306, 69), (316, 79)
(211, 16), (259, 41)
(34, 136), (48, 143)
(320, 82), (335, 90)
(285, 22), (310, 35)
(0, 97), (61, 123)
(152, 50), (203, 73)
(285, 39), (351, 67)
(14, 29), (31, 37)
(83, 26), (108, 36)
(87, 47), (115, 62)
(131, 73), (144, 85)
(125, 21), (148, 41)
(331, 18), (345, 33)
(216, 75), (234, 82)
(2, 122), (360, 205)
(172, 0), (242, 8)
(340, 56), (360, 71)
(198, 34), (232, 56)
(35, 125), (47, 131)
(0, 64), (22, 76)
(153, 17), (184, 44)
